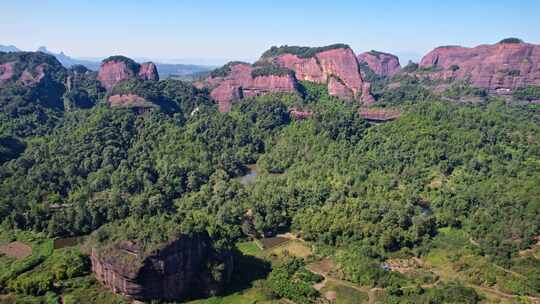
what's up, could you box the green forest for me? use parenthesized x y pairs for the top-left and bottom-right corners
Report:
(0, 52), (539, 304)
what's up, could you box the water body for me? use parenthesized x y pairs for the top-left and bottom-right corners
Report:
(239, 164), (259, 185)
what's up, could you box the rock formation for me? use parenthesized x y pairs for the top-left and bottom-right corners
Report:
(264, 44), (375, 103)
(200, 44), (376, 111)
(0, 51), (66, 87)
(90, 233), (233, 302)
(418, 38), (540, 92)
(97, 56), (159, 91)
(289, 107), (313, 119)
(107, 93), (155, 109)
(204, 62), (300, 112)
(358, 50), (401, 77)
(0, 51), (67, 109)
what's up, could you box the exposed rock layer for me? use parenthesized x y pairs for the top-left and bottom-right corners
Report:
(358, 51), (401, 77)
(91, 233), (233, 301)
(419, 41), (540, 91)
(203, 45), (376, 111)
(269, 46), (374, 103)
(206, 63), (299, 112)
(97, 57), (159, 91)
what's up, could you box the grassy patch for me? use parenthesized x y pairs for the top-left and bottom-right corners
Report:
(236, 241), (263, 257)
(320, 281), (368, 304)
(270, 241), (312, 259)
(188, 288), (279, 304)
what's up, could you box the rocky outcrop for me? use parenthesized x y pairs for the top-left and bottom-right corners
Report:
(289, 107), (313, 119)
(418, 39), (540, 92)
(97, 56), (159, 91)
(91, 233), (233, 302)
(0, 52), (65, 87)
(358, 51), (401, 77)
(0, 52), (67, 109)
(360, 108), (401, 121)
(138, 62), (159, 81)
(205, 62), (299, 112)
(108, 93), (155, 109)
(201, 44), (376, 111)
(265, 45), (374, 103)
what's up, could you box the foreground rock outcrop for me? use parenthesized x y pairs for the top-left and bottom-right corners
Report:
(90, 232), (233, 301)
(358, 50), (401, 77)
(97, 56), (159, 91)
(419, 38), (540, 92)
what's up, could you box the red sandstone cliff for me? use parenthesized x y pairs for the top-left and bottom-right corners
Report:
(206, 62), (299, 112)
(90, 234), (232, 302)
(419, 39), (540, 92)
(268, 46), (375, 103)
(202, 45), (376, 111)
(358, 51), (401, 77)
(97, 56), (159, 91)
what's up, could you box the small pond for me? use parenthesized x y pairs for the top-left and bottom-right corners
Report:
(239, 164), (259, 185)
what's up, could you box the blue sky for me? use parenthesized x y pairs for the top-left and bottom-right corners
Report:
(1, 0), (539, 64)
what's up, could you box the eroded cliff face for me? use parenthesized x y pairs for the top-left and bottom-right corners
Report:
(91, 233), (233, 302)
(270, 46), (374, 103)
(201, 45), (376, 111)
(419, 40), (540, 92)
(97, 57), (159, 91)
(358, 51), (401, 77)
(206, 62), (299, 112)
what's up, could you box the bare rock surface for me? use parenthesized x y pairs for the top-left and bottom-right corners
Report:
(419, 39), (540, 91)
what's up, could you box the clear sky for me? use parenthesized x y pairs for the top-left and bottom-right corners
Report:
(1, 0), (539, 64)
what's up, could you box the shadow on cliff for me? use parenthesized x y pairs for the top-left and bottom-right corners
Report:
(223, 249), (271, 295)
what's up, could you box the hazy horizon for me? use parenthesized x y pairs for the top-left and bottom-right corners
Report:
(2, 0), (539, 65)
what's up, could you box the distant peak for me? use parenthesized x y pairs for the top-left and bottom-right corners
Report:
(37, 46), (49, 53)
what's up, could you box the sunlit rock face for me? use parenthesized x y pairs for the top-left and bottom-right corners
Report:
(358, 51), (401, 77)
(204, 62), (299, 112)
(419, 40), (540, 91)
(97, 56), (159, 91)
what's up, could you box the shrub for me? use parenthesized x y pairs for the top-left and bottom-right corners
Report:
(513, 86), (540, 101)
(251, 64), (294, 78)
(498, 38), (524, 44)
(450, 65), (460, 71)
(209, 61), (248, 78)
(261, 44), (350, 59)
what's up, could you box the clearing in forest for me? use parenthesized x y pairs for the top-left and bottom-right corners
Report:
(0, 241), (32, 259)
(270, 241), (312, 258)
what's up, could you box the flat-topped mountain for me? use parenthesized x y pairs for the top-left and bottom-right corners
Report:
(419, 38), (540, 92)
(357, 50), (401, 77)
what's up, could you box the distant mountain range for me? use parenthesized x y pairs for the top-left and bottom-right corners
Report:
(0, 44), (214, 79)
